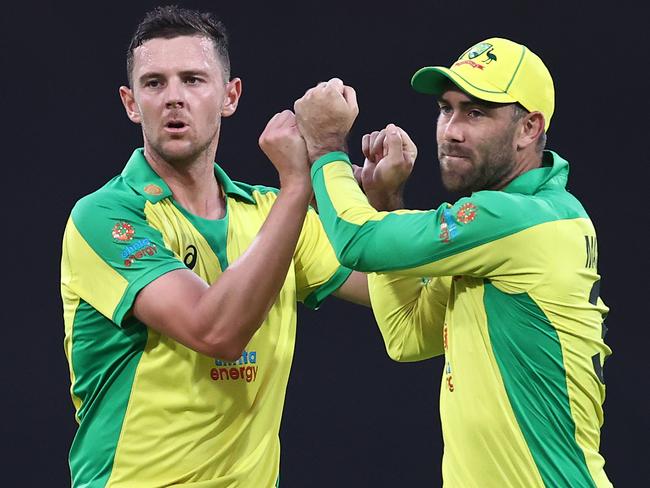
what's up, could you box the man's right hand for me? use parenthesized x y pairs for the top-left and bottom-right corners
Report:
(259, 110), (311, 190)
(294, 78), (359, 162)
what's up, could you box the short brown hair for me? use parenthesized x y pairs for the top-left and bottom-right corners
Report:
(126, 5), (230, 86)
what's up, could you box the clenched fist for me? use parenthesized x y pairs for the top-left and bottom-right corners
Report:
(259, 110), (311, 189)
(352, 124), (417, 211)
(294, 78), (359, 162)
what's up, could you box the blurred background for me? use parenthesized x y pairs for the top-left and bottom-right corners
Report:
(2, 0), (646, 485)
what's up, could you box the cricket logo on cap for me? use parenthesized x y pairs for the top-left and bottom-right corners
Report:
(464, 42), (497, 64)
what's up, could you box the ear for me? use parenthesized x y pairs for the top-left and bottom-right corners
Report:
(119, 86), (142, 124)
(221, 77), (242, 118)
(516, 111), (545, 151)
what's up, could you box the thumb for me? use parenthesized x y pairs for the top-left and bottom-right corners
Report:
(351, 164), (363, 184)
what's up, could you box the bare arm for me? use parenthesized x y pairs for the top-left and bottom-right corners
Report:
(332, 270), (370, 306)
(133, 111), (312, 360)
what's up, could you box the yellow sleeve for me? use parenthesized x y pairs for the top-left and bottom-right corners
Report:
(294, 206), (353, 309)
(368, 273), (451, 361)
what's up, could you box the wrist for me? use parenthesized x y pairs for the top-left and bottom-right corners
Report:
(306, 138), (348, 163)
(279, 173), (312, 195)
(367, 188), (405, 211)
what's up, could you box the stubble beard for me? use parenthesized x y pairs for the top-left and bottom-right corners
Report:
(147, 122), (221, 169)
(438, 130), (517, 194)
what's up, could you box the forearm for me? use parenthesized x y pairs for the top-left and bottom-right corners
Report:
(332, 270), (370, 306)
(369, 273), (449, 361)
(369, 190), (404, 212)
(311, 153), (425, 272)
(194, 182), (311, 357)
(311, 153), (501, 277)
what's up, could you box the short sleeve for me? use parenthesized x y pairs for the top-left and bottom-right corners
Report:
(61, 191), (188, 325)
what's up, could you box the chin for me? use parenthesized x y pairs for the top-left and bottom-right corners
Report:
(441, 170), (463, 192)
(159, 140), (200, 162)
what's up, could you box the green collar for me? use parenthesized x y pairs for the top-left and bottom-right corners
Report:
(121, 148), (255, 204)
(501, 150), (569, 195)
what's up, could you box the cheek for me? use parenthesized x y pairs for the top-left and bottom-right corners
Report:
(435, 123), (445, 146)
(197, 93), (223, 120)
(134, 97), (158, 122)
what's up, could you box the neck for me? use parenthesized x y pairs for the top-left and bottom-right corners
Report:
(492, 150), (543, 191)
(144, 143), (226, 220)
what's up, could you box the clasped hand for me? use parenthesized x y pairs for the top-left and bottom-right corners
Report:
(260, 78), (417, 209)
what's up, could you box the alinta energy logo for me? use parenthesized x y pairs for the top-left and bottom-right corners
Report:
(211, 350), (258, 383)
(121, 238), (158, 267)
(111, 222), (158, 266)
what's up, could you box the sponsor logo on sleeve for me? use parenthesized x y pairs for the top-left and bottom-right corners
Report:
(439, 206), (458, 243)
(111, 222), (158, 266)
(211, 350), (258, 383)
(112, 222), (135, 242)
(121, 238), (158, 267)
(456, 202), (477, 224)
(443, 323), (454, 392)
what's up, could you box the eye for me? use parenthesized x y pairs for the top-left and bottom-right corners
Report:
(144, 79), (161, 88)
(468, 109), (484, 118)
(185, 76), (202, 85)
(438, 105), (452, 116)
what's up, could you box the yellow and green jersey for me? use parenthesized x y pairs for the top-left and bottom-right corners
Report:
(311, 150), (612, 488)
(61, 148), (351, 488)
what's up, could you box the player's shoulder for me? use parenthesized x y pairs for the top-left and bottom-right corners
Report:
(468, 185), (588, 225)
(233, 180), (279, 196)
(71, 174), (147, 224)
(231, 180), (280, 207)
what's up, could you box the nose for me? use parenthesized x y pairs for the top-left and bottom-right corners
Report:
(165, 79), (185, 109)
(439, 115), (464, 143)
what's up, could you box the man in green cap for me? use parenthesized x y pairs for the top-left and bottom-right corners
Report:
(287, 37), (612, 487)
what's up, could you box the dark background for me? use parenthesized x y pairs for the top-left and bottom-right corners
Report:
(3, 0), (647, 486)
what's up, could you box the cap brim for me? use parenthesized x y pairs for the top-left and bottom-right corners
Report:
(411, 67), (454, 95)
(411, 66), (517, 104)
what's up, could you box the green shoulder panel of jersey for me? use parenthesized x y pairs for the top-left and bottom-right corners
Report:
(66, 177), (186, 325)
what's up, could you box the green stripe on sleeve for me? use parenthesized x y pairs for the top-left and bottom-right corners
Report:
(310, 151), (351, 174)
(484, 283), (596, 488)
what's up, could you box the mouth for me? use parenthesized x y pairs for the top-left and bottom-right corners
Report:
(164, 120), (190, 133)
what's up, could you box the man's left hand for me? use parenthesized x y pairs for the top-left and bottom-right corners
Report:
(352, 124), (417, 211)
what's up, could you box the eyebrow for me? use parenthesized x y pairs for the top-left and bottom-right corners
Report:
(437, 95), (505, 111)
(138, 69), (211, 83)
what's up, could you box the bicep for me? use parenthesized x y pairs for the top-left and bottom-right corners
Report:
(132, 268), (211, 354)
